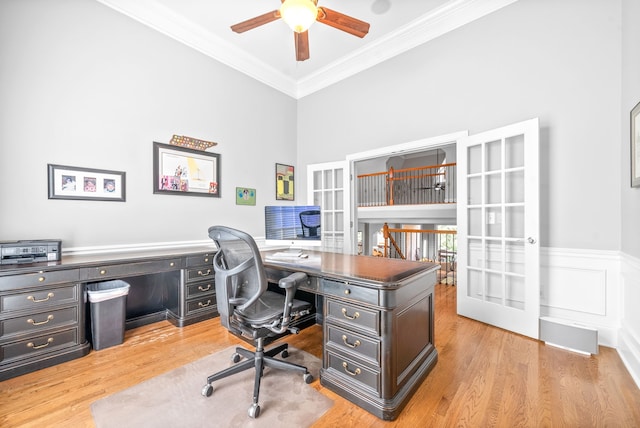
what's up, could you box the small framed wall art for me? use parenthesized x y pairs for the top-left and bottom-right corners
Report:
(236, 187), (256, 205)
(631, 100), (640, 188)
(48, 164), (126, 202)
(153, 142), (221, 197)
(275, 163), (294, 201)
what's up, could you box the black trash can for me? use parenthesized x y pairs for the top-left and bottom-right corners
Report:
(87, 280), (130, 350)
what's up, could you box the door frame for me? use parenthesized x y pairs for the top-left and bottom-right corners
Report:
(346, 131), (469, 251)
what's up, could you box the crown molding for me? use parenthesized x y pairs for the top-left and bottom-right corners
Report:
(296, 0), (518, 98)
(96, 0), (518, 99)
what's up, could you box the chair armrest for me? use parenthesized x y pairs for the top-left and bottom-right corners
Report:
(278, 272), (308, 332)
(278, 271), (308, 290)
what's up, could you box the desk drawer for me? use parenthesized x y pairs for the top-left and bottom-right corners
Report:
(185, 267), (214, 283)
(1, 285), (79, 314)
(0, 270), (79, 292)
(326, 351), (380, 396)
(81, 258), (183, 280)
(186, 281), (215, 298)
(1, 307), (78, 339)
(321, 279), (379, 306)
(0, 328), (78, 364)
(186, 253), (215, 267)
(186, 296), (216, 315)
(326, 299), (379, 336)
(326, 324), (380, 366)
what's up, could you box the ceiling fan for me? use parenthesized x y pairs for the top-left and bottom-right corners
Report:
(230, 0), (370, 61)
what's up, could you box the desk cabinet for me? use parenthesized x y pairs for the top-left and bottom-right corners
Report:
(0, 269), (90, 381)
(320, 273), (437, 420)
(168, 252), (218, 327)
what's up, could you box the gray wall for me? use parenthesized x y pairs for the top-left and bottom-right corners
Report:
(297, 0), (623, 251)
(0, 0), (634, 255)
(0, 0), (297, 247)
(621, 0), (640, 259)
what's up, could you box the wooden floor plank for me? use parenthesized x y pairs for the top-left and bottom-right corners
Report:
(1, 283), (639, 427)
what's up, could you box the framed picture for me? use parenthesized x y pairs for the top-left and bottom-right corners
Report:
(275, 163), (294, 200)
(632, 101), (640, 188)
(48, 164), (126, 202)
(236, 187), (256, 205)
(153, 142), (220, 197)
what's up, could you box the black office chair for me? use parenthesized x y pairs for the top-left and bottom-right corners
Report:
(202, 226), (313, 418)
(299, 210), (321, 238)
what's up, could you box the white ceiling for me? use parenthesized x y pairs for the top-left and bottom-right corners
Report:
(96, 0), (517, 98)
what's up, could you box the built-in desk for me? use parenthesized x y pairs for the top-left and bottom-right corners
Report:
(0, 247), (438, 421)
(0, 246), (218, 380)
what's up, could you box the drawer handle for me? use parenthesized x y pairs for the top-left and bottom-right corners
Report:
(27, 292), (54, 303)
(341, 335), (361, 348)
(341, 308), (360, 320)
(198, 299), (212, 308)
(197, 269), (212, 277)
(100, 269), (107, 275)
(204, 258), (210, 263)
(28, 315), (54, 326)
(27, 338), (54, 349)
(170, 262), (175, 267)
(198, 284), (212, 292)
(38, 276), (46, 282)
(342, 362), (361, 376)
(344, 289), (351, 295)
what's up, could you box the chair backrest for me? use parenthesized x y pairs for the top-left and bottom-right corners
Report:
(208, 226), (268, 331)
(299, 210), (321, 238)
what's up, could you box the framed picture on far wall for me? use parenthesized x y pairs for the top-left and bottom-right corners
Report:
(275, 163), (294, 201)
(48, 164), (126, 202)
(631, 100), (640, 188)
(236, 187), (256, 205)
(153, 142), (220, 197)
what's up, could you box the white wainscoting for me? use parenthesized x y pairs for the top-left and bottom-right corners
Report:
(540, 247), (621, 347)
(620, 253), (640, 389)
(541, 247), (640, 388)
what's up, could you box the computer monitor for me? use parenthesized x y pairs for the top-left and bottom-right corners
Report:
(265, 205), (322, 248)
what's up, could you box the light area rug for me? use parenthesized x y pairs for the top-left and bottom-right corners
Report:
(91, 346), (332, 428)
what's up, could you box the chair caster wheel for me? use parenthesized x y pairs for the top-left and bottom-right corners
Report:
(201, 384), (213, 397)
(303, 373), (314, 384)
(232, 353), (241, 363)
(281, 350), (289, 358)
(248, 403), (260, 418)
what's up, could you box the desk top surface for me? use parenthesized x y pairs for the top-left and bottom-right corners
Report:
(262, 250), (438, 286)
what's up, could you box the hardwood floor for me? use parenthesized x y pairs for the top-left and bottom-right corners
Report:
(1, 283), (639, 427)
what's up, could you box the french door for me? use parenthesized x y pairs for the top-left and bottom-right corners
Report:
(307, 161), (351, 254)
(457, 118), (540, 339)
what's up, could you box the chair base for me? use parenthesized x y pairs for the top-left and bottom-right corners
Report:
(202, 337), (313, 418)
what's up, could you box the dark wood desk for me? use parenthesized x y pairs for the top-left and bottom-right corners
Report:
(0, 247), (439, 421)
(262, 250), (439, 420)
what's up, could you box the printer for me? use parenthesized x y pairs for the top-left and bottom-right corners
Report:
(0, 240), (62, 265)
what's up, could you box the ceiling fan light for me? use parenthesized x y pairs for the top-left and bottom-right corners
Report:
(280, 0), (318, 33)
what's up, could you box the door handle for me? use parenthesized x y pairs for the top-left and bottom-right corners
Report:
(527, 237), (536, 244)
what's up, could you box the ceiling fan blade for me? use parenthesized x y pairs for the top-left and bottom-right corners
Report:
(230, 10), (281, 33)
(295, 31), (310, 61)
(317, 7), (370, 38)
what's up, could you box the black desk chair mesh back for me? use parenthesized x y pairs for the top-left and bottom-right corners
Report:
(299, 210), (321, 238)
(202, 226), (314, 419)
